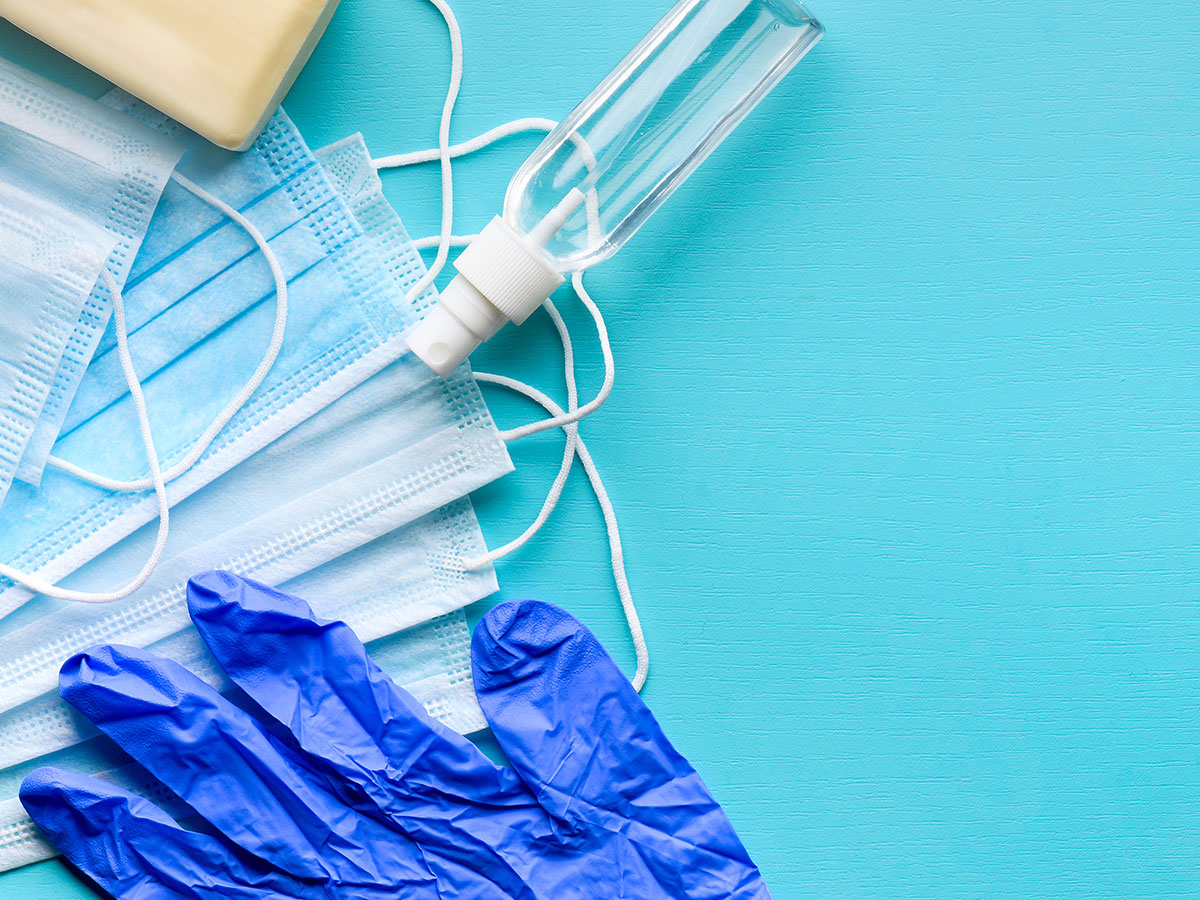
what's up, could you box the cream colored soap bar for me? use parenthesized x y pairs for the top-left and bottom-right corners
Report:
(0, 0), (340, 150)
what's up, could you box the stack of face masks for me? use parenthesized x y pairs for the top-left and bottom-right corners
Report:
(0, 57), (183, 505)
(0, 71), (514, 870)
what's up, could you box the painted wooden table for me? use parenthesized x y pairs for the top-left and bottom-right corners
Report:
(2, 0), (1198, 896)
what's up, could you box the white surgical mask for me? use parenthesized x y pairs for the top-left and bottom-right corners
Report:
(0, 497), (493, 778)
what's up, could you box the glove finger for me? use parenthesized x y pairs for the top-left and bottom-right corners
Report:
(473, 600), (772, 898)
(187, 572), (534, 819)
(58, 643), (430, 890)
(20, 766), (301, 900)
(186, 573), (540, 849)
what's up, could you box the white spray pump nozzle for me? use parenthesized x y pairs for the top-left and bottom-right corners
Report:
(407, 189), (585, 377)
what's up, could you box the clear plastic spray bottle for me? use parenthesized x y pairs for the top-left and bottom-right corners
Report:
(408, 0), (824, 376)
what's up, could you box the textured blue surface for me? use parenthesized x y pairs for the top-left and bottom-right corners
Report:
(1, 0), (1199, 897)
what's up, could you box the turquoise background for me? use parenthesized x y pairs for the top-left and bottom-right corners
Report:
(3, 0), (1200, 896)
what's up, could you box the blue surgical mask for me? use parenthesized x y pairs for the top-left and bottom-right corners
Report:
(62, 95), (367, 435)
(0, 58), (183, 503)
(0, 104), (418, 616)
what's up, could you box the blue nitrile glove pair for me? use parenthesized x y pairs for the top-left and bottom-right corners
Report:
(20, 572), (772, 900)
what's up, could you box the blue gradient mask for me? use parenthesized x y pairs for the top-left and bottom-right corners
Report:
(0, 58), (183, 504)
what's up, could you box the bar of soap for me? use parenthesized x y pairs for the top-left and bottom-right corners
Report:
(0, 0), (341, 150)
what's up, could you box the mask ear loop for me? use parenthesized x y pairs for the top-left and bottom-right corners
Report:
(378, 0), (464, 304)
(471, 277), (650, 692)
(379, 105), (644, 686)
(459, 273), (607, 564)
(45, 172), (289, 492)
(0, 174), (289, 603)
(464, 296), (579, 568)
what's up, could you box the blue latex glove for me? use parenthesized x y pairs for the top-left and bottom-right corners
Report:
(21, 571), (772, 900)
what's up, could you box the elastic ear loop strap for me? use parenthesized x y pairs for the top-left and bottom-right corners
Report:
(379, 108), (647, 688)
(385, 0), (464, 304)
(474, 281), (650, 693)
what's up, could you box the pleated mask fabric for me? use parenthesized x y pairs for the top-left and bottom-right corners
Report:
(0, 131), (510, 742)
(0, 104), (418, 616)
(0, 58), (183, 502)
(0, 498), (496, 773)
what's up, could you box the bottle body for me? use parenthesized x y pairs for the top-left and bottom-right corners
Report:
(505, 0), (823, 273)
(407, 0), (824, 377)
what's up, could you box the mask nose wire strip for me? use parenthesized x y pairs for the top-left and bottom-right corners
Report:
(44, 171), (290, 492)
(0, 269), (170, 602)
